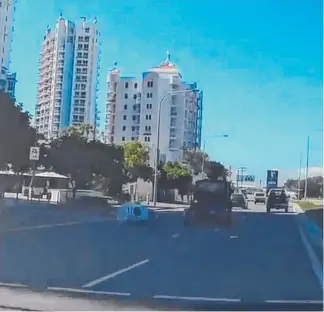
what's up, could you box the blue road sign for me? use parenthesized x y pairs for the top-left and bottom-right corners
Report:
(237, 175), (255, 182)
(267, 170), (278, 188)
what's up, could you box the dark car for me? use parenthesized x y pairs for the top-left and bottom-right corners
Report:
(231, 193), (248, 209)
(184, 179), (233, 227)
(266, 188), (289, 213)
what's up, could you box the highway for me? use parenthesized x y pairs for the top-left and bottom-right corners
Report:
(0, 198), (322, 308)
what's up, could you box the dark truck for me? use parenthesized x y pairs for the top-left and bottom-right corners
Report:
(184, 178), (234, 227)
(266, 188), (289, 213)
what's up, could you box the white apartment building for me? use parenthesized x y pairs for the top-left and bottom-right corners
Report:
(36, 16), (75, 139)
(36, 16), (100, 140)
(105, 63), (141, 144)
(0, 0), (16, 92)
(105, 52), (203, 166)
(70, 18), (100, 133)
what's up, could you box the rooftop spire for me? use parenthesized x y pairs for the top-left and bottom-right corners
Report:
(165, 50), (171, 62)
(59, 12), (63, 20)
(110, 61), (119, 73)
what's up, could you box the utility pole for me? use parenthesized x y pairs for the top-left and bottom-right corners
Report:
(304, 136), (310, 200)
(238, 167), (246, 188)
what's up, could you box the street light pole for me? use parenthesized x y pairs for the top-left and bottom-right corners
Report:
(201, 134), (228, 173)
(297, 152), (302, 200)
(152, 89), (194, 208)
(304, 136), (310, 200)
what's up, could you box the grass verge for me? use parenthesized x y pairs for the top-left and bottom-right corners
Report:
(296, 201), (323, 229)
(297, 201), (323, 210)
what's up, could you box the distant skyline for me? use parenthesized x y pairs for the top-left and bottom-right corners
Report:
(9, 0), (323, 183)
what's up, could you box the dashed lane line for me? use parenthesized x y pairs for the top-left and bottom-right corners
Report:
(266, 299), (323, 304)
(0, 282), (27, 288)
(47, 286), (130, 296)
(153, 294), (241, 302)
(82, 259), (150, 288)
(2, 218), (113, 232)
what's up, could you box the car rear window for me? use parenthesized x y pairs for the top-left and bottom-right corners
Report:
(255, 193), (265, 196)
(231, 194), (244, 199)
(270, 190), (284, 196)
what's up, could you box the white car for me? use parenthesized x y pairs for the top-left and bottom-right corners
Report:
(254, 192), (266, 204)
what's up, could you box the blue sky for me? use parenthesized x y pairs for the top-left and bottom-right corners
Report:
(10, 0), (323, 183)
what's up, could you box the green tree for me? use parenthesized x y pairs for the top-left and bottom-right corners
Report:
(123, 142), (152, 182)
(162, 162), (192, 200)
(63, 124), (96, 141)
(183, 149), (228, 180)
(46, 134), (126, 195)
(183, 149), (206, 175)
(0, 91), (36, 172)
(204, 161), (228, 181)
(123, 142), (148, 168)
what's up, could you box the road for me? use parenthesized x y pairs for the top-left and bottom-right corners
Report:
(0, 198), (322, 308)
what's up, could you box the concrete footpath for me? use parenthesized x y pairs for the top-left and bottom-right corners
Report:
(292, 203), (323, 289)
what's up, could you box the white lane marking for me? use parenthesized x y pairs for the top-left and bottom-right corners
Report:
(47, 286), (130, 296)
(83, 259), (150, 288)
(0, 282), (27, 288)
(153, 295), (240, 302)
(230, 235), (238, 239)
(5, 218), (113, 232)
(172, 233), (179, 238)
(297, 222), (323, 289)
(266, 299), (323, 304)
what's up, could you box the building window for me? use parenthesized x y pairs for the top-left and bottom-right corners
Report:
(85, 28), (90, 33)
(145, 125), (151, 132)
(134, 83), (138, 89)
(125, 82), (129, 88)
(144, 136), (151, 142)
(145, 114), (151, 120)
(122, 136), (125, 141)
(146, 92), (153, 98)
(122, 125), (126, 131)
(147, 81), (153, 88)
(85, 36), (90, 42)
(133, 94), (137, 100)
(124, 104), (127, 110)
(123, 115), (127, 120)
(132, 115), (136, 121)
(146, 103), (152, 109)
(131, 137), (134, 141)
(124, 93), (128, 99)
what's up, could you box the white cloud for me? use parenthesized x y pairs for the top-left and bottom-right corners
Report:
(279, 166), (323, 184)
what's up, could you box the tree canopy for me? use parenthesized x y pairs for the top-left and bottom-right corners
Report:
(183, 149), (228, 180)
(123, 142), (152, 182)
(285, 176), (323, 198)
(160, 162), (192, 198)
(0, 91), (36, 172)
(43, 131), (126, 195)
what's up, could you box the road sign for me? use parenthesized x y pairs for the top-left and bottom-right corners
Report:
(237, 175), (255, 182)
(266, 170), (278, 188)
(29, 146), (40, 161)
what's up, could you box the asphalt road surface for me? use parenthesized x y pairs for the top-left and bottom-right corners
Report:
(0, 198), (322, 308)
